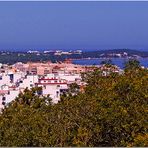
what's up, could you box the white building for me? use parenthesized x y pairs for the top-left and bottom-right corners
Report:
(19, 75), (38, 89)
(0, 86), (20, 111)
(0, 73), (11, 87)
(57, 73), (81, 84)
(0, 71), (81, 110)
(35, 78), (68, 103)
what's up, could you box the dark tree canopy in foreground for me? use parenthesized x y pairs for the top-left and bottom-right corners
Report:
(0, 62), (148, 147)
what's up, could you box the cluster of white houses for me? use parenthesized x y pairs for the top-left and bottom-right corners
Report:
(0, 61), (123, 111)
(0, 62), (85, 111)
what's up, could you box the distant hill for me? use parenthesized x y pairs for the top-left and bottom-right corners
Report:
(81, 49), (148, 58)
(0, 49), (147, 64)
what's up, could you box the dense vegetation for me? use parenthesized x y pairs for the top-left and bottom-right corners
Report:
(0, 60), (148, 146)
(0, 49), (148, 64)
(82, 49), (148, 58)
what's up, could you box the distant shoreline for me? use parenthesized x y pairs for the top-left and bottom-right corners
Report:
(72, 57), (148, 69)
(71, 57), (148, 60)
(0, 49), (148, 64)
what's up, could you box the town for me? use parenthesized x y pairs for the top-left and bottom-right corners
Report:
(0, 59), (123, 111)
(0, 1), (148, 146)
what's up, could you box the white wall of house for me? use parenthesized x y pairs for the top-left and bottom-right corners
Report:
(0, 89), (20, 111)
(40, 84), (60, 103)
(19, 75), (38, 89)
(5, 90), (20, 104)
(37, 83), (68, 103)
(46, 73), (55, 79)
(13, 72), (26, 83)
(0, 74), (11, 87)
(58, 74), (81, 82)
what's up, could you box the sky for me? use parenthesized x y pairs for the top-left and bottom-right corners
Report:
(0, 1), (148, 51)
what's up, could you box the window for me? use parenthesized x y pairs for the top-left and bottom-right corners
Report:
(56, 91), (59, 97)
(2, 97), (6, 101)
(37, 91), (43, 95)
(2, 102), (5, 105)
(57, 85), (60, 88)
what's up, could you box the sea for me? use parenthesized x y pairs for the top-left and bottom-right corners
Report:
(72, 58), (148, 69)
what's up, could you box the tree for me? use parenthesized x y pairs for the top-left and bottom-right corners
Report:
(0, 68), (147, 147)
(128, 133), (148, 147)
(124, 59), (141, 71)
(68, 83), (80, 95)
(100, 59), (113, 66)
(0, 87), (52, 146)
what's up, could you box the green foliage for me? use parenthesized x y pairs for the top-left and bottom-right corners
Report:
(124, 59), (141, 71)
(68, 83), (80, 95)
(0, 87), (52, 146)
(0, 67), (148, 146)
(100, 59), (113, 66)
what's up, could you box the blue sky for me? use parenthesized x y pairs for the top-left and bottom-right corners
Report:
(0, 1), (148, 51)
